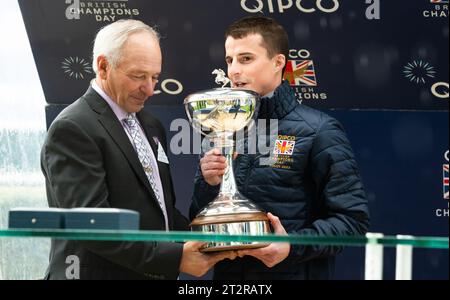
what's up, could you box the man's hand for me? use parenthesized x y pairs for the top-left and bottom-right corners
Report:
(180, 242), (238, 277)
(237, 213), (290, 268)
(200, 149), (228, 186)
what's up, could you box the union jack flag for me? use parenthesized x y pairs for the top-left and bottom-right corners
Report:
(444, 164), (449, 200)
(274, 140), (296, 156)
(283, 60), (317, 87)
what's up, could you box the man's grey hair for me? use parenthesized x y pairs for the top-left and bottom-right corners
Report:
(92, 19), (160, 74)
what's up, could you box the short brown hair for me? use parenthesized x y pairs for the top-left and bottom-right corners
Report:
(225, 16), (289, 60)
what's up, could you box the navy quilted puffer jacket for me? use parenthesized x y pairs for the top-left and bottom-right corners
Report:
(190, 81), (370, 280)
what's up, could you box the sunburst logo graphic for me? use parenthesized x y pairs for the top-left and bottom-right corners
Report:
(403, 60), (436, 84)
(62, 56), (93, 80)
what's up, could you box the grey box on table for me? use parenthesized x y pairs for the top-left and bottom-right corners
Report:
(8, 208), (67, 229)
(8, 208), (140, 230)
(64, 208), (140, 230)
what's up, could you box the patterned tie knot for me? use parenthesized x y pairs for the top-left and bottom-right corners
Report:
(123, 114), (137, 127)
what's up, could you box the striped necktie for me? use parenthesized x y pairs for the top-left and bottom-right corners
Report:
(123, 114), (168, 229)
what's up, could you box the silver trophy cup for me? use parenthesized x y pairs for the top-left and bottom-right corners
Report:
(184, 88), (271, 252)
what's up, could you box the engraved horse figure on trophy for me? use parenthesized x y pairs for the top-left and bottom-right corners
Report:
(212, 69), (231, 88)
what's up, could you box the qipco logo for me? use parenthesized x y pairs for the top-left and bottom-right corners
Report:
(154, 79), (184, 96)
(241, 0), (340, 14)
(431, 82), (449, 100)
(289, 49), (311, 59)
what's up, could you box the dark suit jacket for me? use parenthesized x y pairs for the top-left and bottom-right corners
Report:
(41, 87), (189, 280)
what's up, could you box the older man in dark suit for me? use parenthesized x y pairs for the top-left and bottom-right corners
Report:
(41, 19), (235, 280)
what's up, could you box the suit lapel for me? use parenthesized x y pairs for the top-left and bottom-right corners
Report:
(83, 88), (159, 204)
(138, 113), (174, 226)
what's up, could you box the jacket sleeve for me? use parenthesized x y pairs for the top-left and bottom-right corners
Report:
(42, 118), (183, 278)
(290, 115), (370, 262)
(189, 156), (220, 220)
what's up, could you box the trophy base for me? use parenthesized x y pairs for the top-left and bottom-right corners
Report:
(200, 242), (270, 253)
(190, 213), (271, 253)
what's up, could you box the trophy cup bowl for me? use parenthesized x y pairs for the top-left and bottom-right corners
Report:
(184, 88), (271, 252)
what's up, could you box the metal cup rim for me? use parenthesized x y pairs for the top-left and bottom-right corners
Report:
(183, 88), (260, 104)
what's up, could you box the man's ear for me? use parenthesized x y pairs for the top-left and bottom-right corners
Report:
(275, 54), (286, 73)
(97, 56), (109, 80)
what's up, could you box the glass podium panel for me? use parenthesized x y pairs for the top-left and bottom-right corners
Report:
(0, 229), (448, 279)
